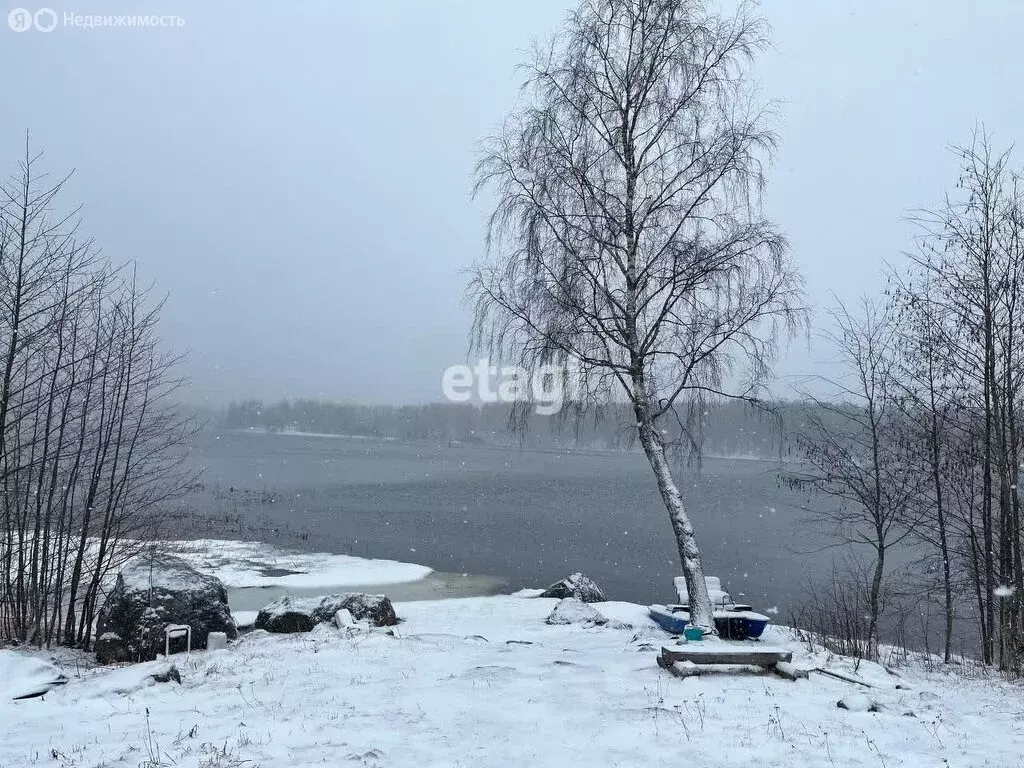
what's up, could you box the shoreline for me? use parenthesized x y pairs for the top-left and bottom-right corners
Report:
(155, 537), (510, 615)
(226, 570), (509, 612)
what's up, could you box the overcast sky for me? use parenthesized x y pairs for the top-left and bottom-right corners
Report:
(2, 1), (1022, 405)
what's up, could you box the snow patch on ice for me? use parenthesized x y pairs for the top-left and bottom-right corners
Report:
(167, 538), (433, 589)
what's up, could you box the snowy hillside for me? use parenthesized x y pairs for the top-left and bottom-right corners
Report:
(2, 594), (1020, 767)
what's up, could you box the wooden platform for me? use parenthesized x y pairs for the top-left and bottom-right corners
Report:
(658, 641), (795, 679)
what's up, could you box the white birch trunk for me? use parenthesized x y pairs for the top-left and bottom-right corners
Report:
(634, 399), (716, 633)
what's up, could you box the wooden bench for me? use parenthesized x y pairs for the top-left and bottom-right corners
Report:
(658, 642), (803, 680)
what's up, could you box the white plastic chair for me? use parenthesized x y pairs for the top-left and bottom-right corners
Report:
(674, 576), (732, 607)
(164, 624), (192, 657)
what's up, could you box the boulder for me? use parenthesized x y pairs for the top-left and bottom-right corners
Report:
(540, 573), (606, 603)
(253, 596), (321, 633)
(0, 651), (68, 700)
(82, 661), (181, 697)
(254, 593), (398, 633)
(317, 594), (397, 627)
(93, 632), (130, 665)
(546, 598), (609, 626)
(837, 694), (879, 713)
(95, 552), (237, 664)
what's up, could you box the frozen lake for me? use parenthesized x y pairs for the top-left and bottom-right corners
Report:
(177, 430), (838, 616)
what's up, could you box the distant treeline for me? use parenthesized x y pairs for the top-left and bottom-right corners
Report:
(219, 398), (829, 458)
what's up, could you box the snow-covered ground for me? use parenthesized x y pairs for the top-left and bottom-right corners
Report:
(3, 594), (1022, 768)
(169, 538), (433, 589)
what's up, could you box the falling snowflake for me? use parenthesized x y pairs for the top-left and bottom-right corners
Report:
(994, 584), (1015, 598)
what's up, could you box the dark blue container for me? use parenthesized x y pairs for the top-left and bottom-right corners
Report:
(649, 605), (770, 640)
(648, 605), (689, 634)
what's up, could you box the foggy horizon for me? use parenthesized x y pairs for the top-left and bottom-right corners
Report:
(4, 1), (1023, 406)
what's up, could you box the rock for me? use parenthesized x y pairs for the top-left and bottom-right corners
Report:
(333, 609), (355, 628)
(0, 651), (68, 700)
(151, 664), (182, 684)
(316, 594), (398, 627)
(84, 660), (181, 697)
(253, 596), (321, 633)
(207, 632), (228, 651)
(93, 632), (129, 665)
(837, 694), (879, 712)
(255, 593), (398, 633)
(540, 573), (606, 603)
(95, 552), (237, 664)
(236, 629), (271, 645)
(546, 598), (609, 626)
(310, 622), (337, 637)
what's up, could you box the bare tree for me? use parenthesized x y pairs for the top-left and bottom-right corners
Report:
(888, 270), (962, 662)
(783, 299), (926, 658)
(469, 0), (803, 630)
(905, 130), (1024, 670)
(0, 141), (197, 648)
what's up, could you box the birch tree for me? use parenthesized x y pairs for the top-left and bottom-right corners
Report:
(469, 0), (803, 630)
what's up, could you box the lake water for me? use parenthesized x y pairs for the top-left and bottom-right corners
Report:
(177, 430), (840, 616)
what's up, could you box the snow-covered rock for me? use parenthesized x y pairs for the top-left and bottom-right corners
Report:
(837, 694), (879, 712)
(334, 608), (355, 628)
(95, 552), (237, 663)
(254, 593), (398, 633)
(74, 661), (180, 698)
(321, 593), (397, 627)
(0, 651), (67, 700)
(546, 598), (609, 626)
(252, 596), (321, 633)
(540, 573), (606, 603)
